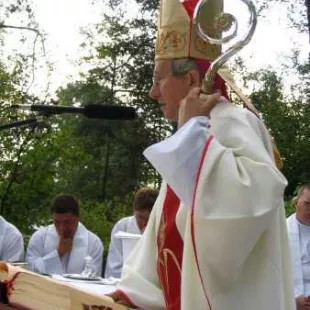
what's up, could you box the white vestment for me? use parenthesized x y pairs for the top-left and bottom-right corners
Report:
(0, 216), (24, 262)
(116, 102), (295, 310)
(287, 213), (310, 297)
(105, 216), (141, 278)
(25, 222), (103, 276)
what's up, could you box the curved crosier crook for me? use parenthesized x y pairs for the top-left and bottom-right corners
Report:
(193, 0), (257, 94)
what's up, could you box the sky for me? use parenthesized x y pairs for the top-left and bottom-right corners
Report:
(3, 0), (309, 98)
(32, 0), (103, 96)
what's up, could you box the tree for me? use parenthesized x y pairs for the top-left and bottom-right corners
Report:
(306, 0), (310, 41)
(248, 66), (310, 196)
(55, 78), (157, 201)
(0, 0), (52, 233)
(1, 0), (307, 241)
(75, 0), (173, 189)
(0, 0), (49, 98)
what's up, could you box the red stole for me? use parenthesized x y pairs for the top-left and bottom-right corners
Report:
(157, 186), (184, 310)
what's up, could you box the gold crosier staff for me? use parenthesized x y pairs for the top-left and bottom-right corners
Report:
(193, 0), (283, 168)
(192, 0), (256, 107)
(193, 0), (257, 95)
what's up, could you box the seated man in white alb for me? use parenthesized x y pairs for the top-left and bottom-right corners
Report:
(0, 216), (24, 262)
(104, 187), (158, 278)
(26, 194), (103, 275)
(287, 184), (310, 310)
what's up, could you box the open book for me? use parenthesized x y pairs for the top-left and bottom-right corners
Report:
(0, 262), (127, 310)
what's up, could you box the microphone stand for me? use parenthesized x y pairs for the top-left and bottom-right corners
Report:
(0, 117), (44, 131)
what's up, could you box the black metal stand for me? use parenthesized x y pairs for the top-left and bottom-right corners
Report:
(0, 118), (42, 131)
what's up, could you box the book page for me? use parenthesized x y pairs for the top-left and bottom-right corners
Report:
(9, 271), (70, 310)
(0, 262), (25, 281)
(0, 262), (9, 281)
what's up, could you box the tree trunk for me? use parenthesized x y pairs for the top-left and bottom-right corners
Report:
(306, 0), (310, 60)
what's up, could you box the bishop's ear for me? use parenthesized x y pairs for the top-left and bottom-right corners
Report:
(187, 69), (201, 87)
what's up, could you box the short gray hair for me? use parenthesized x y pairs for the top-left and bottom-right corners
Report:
(171, 58), (203, 80)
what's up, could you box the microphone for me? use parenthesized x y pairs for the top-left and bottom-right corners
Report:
(11, 104), (137, 120)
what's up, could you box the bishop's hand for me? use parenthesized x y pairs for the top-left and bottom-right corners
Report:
(177, 87), (221, 128)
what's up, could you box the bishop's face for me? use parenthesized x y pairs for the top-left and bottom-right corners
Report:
(149, 60), (192, 121)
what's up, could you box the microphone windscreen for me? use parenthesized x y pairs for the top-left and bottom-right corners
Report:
(84, 104), (137, 120)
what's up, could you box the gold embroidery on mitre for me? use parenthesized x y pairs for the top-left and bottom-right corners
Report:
(195, 37), (219, 56)
(156, 30), (187, 55)
(155, 0), (223, 60)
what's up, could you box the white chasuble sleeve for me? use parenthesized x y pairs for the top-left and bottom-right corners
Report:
(146, 102), (287, 287)
(88, 234), (104, 277)
(0, 217), (24, 262)
(144, 116), (209, 208)
(190, 105), (288, 288)
(2, 225), (24, 262)
(287, 213), (304, 296)
(116, 103), (294, 310)
(117, 187), (167, 310)
(26, 228), (63, 274)
(105, 220), (126, 278)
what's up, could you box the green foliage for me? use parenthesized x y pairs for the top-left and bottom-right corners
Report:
(246, 64), (310, 195)
(285, 198), (296, 217)
(80, 196), (133, 252)
(0, 0), (308, 254)
(54, 77), (162, 201)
